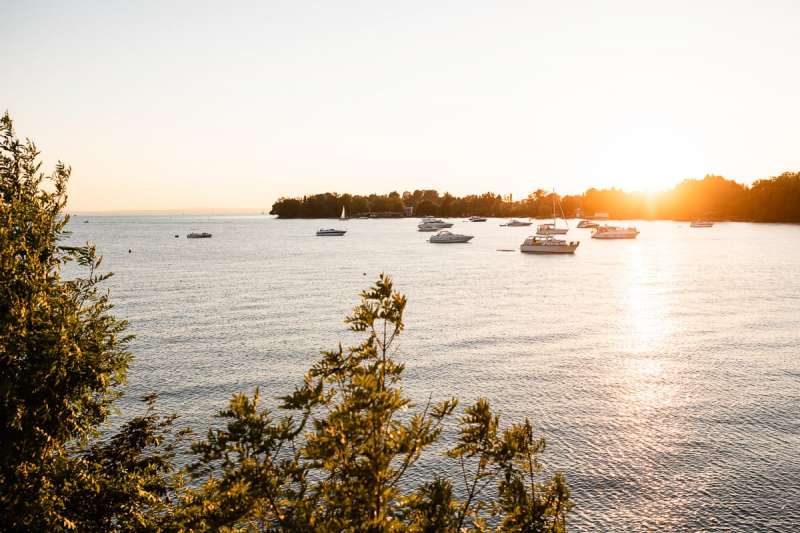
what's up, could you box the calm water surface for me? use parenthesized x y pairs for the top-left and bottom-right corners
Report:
(66, 216), (800, 531)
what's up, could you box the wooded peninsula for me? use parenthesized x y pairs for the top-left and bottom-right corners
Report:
(270, 172), (800, 222)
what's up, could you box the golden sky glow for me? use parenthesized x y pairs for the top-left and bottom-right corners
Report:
(3, 1), (799, 211)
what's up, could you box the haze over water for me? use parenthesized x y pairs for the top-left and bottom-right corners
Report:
(66, 216), (800, 531)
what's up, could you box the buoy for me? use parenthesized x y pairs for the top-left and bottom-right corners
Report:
(174, 234), (179, 238)
(128, 249), (132, 253)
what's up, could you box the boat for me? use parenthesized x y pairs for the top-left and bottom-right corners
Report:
(186, 232), (212, 239)
(316, 228), (347, 236)
(536, 190), (570, 235)
(428, 230), (473, 243)
(500, 219), (532, 227)
(536, 223), (568, 235)
(690, 220), (714, 228)
(577, 220), (599, 228)
(468, 216), (487, 222)
(418, 218), (453, 229)
(340, 206), (348, 220)
(591, 225), (639, 239)
(520, 235), (579, 254)
(417, 222), (443, 232)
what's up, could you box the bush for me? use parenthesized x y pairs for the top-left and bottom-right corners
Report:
(177, 274), (571, 531)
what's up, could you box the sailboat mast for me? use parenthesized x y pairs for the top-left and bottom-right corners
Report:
(552, 188), (569, 229)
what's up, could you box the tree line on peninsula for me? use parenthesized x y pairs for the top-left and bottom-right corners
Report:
(270, 172), (800, 222)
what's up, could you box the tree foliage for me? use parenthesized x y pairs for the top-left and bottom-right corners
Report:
(269, 192), (405, 218)
(178, 274), (571, 531)
(270, 174), (800, 221)
(0, 112), (183, 531)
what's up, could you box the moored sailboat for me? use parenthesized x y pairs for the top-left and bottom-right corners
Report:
(536, 191), (570, 235)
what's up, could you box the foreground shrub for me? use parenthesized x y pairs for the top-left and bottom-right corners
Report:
(178, 274), (570, 531)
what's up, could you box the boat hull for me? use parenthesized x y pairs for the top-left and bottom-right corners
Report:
(520, 243), (578, 254)
(429, 236), (473, 243)
(536, 228), (568, 235)
(418, 223), (453, 229)
(591, 233), (637, 239)
(316, 230), (347, 236)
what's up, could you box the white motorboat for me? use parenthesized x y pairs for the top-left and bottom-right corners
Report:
(316, 228), (347, 236)
(500, 219), (532, 227)
(520, 235), (579, 254)
(421, 217), (453, 225)
(428, 230), (473, 243)
(187, 232), (212, 239)
(690, 220), (714, 228)
(591, 225), (639, 239)
(577, 220), (599, 228)
(468, 216), (487, 222)
(417, 223), (441, 232)
(418, 218), (453, 230)
(536, 223), (568, 235)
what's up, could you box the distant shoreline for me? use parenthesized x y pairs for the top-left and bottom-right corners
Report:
(269, 173), (800, 223)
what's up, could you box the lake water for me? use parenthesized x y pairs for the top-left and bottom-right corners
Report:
(65, 216), (800, 531)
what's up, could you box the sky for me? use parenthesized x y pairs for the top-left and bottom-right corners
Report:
(3, 0), (799, 211)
